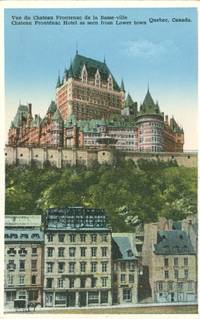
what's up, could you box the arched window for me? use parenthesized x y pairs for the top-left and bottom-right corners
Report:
(81, 64), (88, 83)
(107, 74), (113, 90)
(95, 69), (101, 87)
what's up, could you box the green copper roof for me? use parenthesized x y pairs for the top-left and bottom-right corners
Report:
(32, 114), (42, 128)
(138, 89), (162, 116)
(52, 108), (63, 122)
(120, 79), (125, 92)
(170, 117), (184, 133)
(112, 236), (138, 261)
(154, 230), (195, 255)
(12, 104), (29, 128)
(64, 53), (120, 91)
(56, 75), (61, 88)
(47, 101), (57, 113)
(65, 114), (135, 132)
(125, 94), (135, 108)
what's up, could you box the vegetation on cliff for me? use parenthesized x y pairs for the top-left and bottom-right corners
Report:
(5, 160), (197, 231)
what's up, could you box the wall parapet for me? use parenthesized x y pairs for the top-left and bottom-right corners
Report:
(4, 145), (197, 168)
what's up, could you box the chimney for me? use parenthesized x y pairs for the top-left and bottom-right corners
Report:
(28, 103), (32, 117)
(165, 115), (168, 123)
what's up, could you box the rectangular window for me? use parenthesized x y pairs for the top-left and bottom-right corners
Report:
(32, 247), (37, 255)
(168, 282), (173, 290)
(19, 275), (25, 285)
(158, 282), (163, 290)
(46, 278), (53, 288)
(58, 234), (65, 242)
(164, 258), (168, 267)
(88, 292), (99, 304)
(80, 262), (86, 272)
(178, 282), (183, 289)
(121, 262), (126, 271)
(184, 269), (188, 278)
(91, 262), (97, 272)
(129, 274), (134, 283)
(47, 262), (53, 273)
(58, 247), (65, 257)
(101, 277), (107, 287)
(91, 277), (97, 288)
(69, 262), (75, 273)
(7, 275), (14, 286)
(101, 234), (108, 242)
(174, 257), (178, 266)
(47, 234), (53, 242)
(58, 262), (65, 273)
(91, 247), (97, 257)
(57, 278), (63, 288)
(174, 270), (179, 279)
(121, 274), (126, 282)
(80, 247), (86, 257)
(31, 275), (36, 285)
(102, 262), (108, 272)
(19, 260), (25, 271)
(91, 234), (97, 242)
(47, 247), (54, 257)
(184, 258), (188, 267)
(165, 271), (169, 279)
(69, 247), (76, 257)
(69, 278), (74, 288)
(128, 262), (135, 271)
(69, 234), (76, 242)
(80, 278), (86, 288)
(101, 291), (108, 304)
(31, 260), (37, 271)
(101, 247), (107, 257)
(80, 234), (86, 242)
(123, 288), (131, 301)
(188, 282), (193, 291)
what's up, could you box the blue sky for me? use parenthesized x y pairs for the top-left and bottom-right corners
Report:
(4, 8), (198, 149)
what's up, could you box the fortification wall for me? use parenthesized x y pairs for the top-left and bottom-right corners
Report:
(5, 146), (197, 168)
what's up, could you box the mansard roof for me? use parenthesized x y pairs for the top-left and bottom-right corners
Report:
(62, 53), (120, 91)
(154, 230), (195, 255)
(5, 228), (44, 243)
(112, 236), (138, 261)
(65, 115), (136, 132)
(45, 207), (111, 231)
(32, 114), (42, 128)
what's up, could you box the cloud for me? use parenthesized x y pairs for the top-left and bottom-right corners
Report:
(124, 39), (178, 60)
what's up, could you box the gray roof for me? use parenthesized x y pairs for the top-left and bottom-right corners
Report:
(45, 207), (111, 231)
(154, 230), (195, 255)
(112, 236), (137, 260)
(5, 228), (44, 242)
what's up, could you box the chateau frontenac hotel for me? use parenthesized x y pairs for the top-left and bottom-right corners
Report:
(8, 52), (184, 152)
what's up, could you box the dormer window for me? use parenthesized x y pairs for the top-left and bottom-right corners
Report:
(95, 69), (101, 87)
(81, 64), (88, 83)
(107, 74), (113, 90)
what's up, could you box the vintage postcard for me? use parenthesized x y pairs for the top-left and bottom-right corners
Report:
(1, 1), (198, 317)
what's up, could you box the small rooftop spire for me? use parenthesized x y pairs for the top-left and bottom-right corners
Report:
(104, 55), (106, 64)
(56, 72), (61, 88)
(120, 79), (125, 92)
(76, 42), (78, 55)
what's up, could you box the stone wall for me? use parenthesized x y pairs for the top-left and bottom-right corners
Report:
(5, 146), (197, 168)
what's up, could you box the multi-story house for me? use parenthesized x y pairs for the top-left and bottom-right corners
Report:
(142, 221), (197, 303)
(112, 234), (138, 304)
(4, 215), (44, 308)
(43, 207), (112, 307)
(7, 53), (184, 153)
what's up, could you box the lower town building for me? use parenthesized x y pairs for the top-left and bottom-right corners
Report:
(142, 220), (197, 303)
(112, 234), (139, 304)
(43, 207), (113, 307)
(4, 215), (44, 307)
